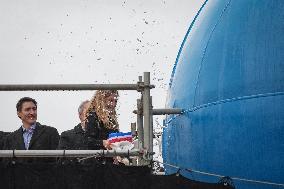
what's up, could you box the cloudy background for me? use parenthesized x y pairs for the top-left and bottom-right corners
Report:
(0, 0), (203, 133)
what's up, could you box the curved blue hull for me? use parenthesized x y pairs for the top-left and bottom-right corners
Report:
(163, 0), (284, 188)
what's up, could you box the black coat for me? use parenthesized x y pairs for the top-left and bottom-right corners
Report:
(58, 113), (117, 150)
(0, 131), (10, 150)
(58, 112), (117, 164)
(84, 111), (118, 150)
(0, 131), (10, 162)
(58, 124), (87, 150)
(3, 122), (59, 163)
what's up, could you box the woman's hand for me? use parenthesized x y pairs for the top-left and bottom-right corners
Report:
(103, 140), (112, 149)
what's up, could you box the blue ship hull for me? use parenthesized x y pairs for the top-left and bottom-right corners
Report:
(163, 0), (284, 188)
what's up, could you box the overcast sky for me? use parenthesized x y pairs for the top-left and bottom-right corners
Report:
(0, 0), (203, 133)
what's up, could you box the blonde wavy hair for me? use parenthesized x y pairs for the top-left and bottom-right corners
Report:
(86, 90), (119, 130)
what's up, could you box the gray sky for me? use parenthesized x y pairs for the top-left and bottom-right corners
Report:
(0, 0), (203, 133)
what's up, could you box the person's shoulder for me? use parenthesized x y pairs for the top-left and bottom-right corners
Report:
(9, 128), (21, 135)
(4, 129), (20, 140)
(61, 128), (74, 136)
(0, 131), (11, 137)
(61, 124), (81, 135)
(36, 123), (58, 133)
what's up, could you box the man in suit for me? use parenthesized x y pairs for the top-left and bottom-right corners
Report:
(58, 100), (90, 151)
(58, 100), (91, 164)
(3, 97), (60, 163)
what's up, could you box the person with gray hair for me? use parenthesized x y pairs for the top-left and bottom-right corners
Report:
(78, 100), (90, 130)
(58, 100), (91, 152)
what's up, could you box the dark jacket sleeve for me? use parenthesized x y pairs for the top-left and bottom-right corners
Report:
(0, 132), (9, 150)
(50, 127), (60, 150)
(3, 134), (11, 150)
(86, 135), (104, 149)
(58, 131), (71, 150)
(0, 132), (5, 150)
(85, 112), (105, 149)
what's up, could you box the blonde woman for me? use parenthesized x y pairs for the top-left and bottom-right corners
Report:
(84, 90), (119, 150)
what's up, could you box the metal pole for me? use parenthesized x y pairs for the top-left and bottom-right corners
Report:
(152, 108), (183, 115)
(130, 123), (138, 166)
(131, 123), (136, 137)
(0, 84), (154, 91)
(143, 72), (151, 153)
(0, 149), (141, 158)
(137, 99), (144, 149)
(149, 96), (153, 153)
(133, 108), (183, 115)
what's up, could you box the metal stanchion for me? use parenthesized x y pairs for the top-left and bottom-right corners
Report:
(143, 72), (151, 153)
(137, 99), (144, 149)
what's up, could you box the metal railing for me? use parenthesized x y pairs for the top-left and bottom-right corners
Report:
(0, 72), (182, 165)
(0, 84), (154, 91)
(0, 149), (141, 158)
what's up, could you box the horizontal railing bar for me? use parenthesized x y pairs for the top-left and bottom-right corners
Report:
(133, 108), (183, 115)
(0, 84), (155, 91)
(0, 149), (141, 158)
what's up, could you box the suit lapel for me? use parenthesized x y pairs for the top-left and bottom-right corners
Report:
(15, 128), (25, 150)
(29, 122), (44, 149)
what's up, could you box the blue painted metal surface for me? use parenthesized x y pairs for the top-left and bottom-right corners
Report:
(163, 0), (284, 188)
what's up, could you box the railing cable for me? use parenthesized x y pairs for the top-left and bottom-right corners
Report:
(153, 159), (284, 187)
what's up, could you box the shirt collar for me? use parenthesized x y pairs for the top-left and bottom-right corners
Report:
(81, 123), (86, 132)
(22, 123), (36, 132)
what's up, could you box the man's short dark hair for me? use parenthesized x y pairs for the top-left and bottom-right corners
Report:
(16, 97), (37, 112)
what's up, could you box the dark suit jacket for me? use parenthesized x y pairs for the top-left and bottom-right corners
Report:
(58, 114), (117, 164)
(3, 122), (59, 163)
(58, 124), (87, 150)
(0, 131), (10, 162)
(59, 113), (117, 151)
(0, 131), (10, 150)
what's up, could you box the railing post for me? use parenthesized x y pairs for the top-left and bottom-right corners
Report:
(143, 72), (151, 154)
(131, 122), (137, 137)
(131, 122), (138, 166)
(137, 99), (144, 149)
(149, 96), (153, 153)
